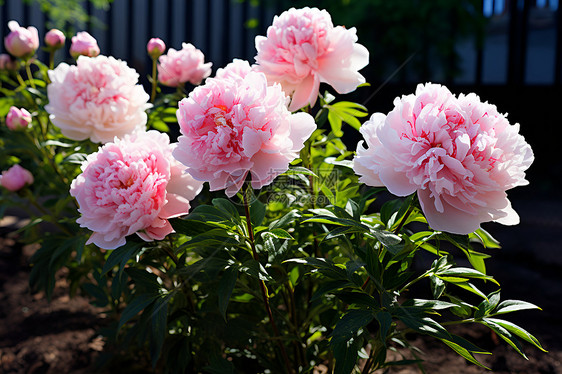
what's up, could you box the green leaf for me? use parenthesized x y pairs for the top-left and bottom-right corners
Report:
(398, 316), (451, 341)
(485, 318), (547, 352)
(480, 318), (528, 358)
(212, 198), (241, 222)
(285, 257), (347, 280)
(218, 267), (238, 320)
(330, 310), (374, 345)
(437, 267), (499, 285)
(470, 228), (501, 249)
(493, 299), (542, 315)
(266, 228), (294, 240)
(440, 339), (490, 369)
(302, 215), (369, 231)
(402, 299), (458, 310)
(268, 209), (301, 229)
(101, 241), (144, 276)
(82, 283), (109, 307)
(240, 259), (272, 281)
(125, 267), (160, 294)
(150, 295), (169, 368)
(118, 293), (158, 331)
(282, 166), (318, 178)
(250, 198), (266, 227)
(376, 311), (392, 344)
(311, 280), (353, 301)
(332, 338), (360, 374)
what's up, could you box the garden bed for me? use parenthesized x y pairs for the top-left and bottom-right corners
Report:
(1, 195), (561, 374)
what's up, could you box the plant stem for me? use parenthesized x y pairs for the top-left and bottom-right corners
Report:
(25, 60), (36, 89)
(243, 186), (293, 374)
(398, 270), (430, 294)
(363, 197), (416, 290)
(150, 58), (158, 102)
(16, 72), (27, 87)
(49, 51), (55, 70)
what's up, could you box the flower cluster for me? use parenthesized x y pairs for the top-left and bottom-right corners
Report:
(0, 8), (542, 373)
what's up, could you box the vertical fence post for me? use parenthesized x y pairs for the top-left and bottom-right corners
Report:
(507, 0), (531, 85)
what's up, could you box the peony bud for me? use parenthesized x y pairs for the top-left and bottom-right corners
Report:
(147, 38), (166, 59)
(0, 165), (34, 192)
(5, 106), (31, 130)
(69, 31), (100, 59)
(4, 20), (39, 59)
(0, 53), (18, 71)
(44, 29), (66, 50)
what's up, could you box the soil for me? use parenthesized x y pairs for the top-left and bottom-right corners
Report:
(0, 195), (561, 374)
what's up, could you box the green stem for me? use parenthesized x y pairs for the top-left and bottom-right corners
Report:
(243, 186), (293, 374)
(398, 270), (431, 294)
(16, 72), (27, 87)
(23, 190), (73, 236)
(363, 196), (416, 290)
(49, 50), (55, 70)
(25, 60), (36, 89)
(150, 58), (158, 102)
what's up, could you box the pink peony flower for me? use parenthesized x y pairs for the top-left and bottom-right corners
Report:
(354, 83), (534, 234)
(45, 55), (151, 143)
(147, 38), (166, 59)
(254, 7), (369, 111)
(215, 59), (253, 81)
(173, 70), (316, 197)
(70, 130), (203, 249)
(6, 106), (32, 130)
(4, 20), (39, 59)
(0, 165), (33, 191)
(157, 42), (212, 87)
(69, 31), (100, 59)
(44, 29), (66, 49)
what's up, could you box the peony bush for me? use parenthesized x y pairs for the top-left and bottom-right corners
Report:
(0, 6), (545, 374)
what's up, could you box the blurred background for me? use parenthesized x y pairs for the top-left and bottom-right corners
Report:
(0, 0), (561, 372)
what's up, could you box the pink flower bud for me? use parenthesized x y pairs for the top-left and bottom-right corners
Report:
(5, 106), (31, 130)
(69, 31), (100, 59)
(147, 38), (166, 59)
(0, 165), (34, 192)
(4, 20), (39, 59)
(0, 53), (17, 71)
(44, 29), (65, 49)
